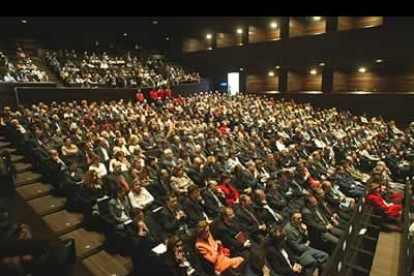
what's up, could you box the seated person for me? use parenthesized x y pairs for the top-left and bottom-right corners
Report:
(218, 173), (240, 207)
(264, 227), (311, 276)
(235, 194), (267, 242)
(210, 207), (252, 259)
(164, 235), (208, 276)
(159, 194), (190, 236)
(128, 179), (155, 210)
(283, 212), (329, 272)
(89, 154), (108, 178)
(253, 189), (285, 227)
(170, 164), (195, 196)
(201, 180), (227, 219)
(108, 185), (133, 229)
(365, 181), (402, 225)
(301, 196), (344, 252)
(182, 185), (211, 228)
(194, 220), (244, 276)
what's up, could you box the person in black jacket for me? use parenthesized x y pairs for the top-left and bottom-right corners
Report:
(158, 194), (189, 236)
(264, 227), (310, 276)
(187, 157), (207, 188)
(182, 185), (210, 228)
(210, 207), (252, 259)
(200, 180), (227, 219)
(164, 235), (208, 276)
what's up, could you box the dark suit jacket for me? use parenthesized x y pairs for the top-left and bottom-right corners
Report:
(200, 188), (226, 218)
(301, 206), (329, 239)
(182, 197), (208, 228)
(108, 196), (133, 224)
(202, 164), (221, 181)
(210, 218), (248, 255)
(158, 205), (187, 235)
(235, 205), (264, 239)
(187, 167), (207, 187)
(265, 241), (299, 276)
(62, 168), (83, 187)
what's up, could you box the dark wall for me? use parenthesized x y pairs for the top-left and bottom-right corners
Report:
(251, 92), (414, 127)
(0, 83), (58, 108)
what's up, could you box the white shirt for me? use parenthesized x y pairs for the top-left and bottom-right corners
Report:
(276, 140), (286, 152)
(128, 188), (154, 209)
(280, 248), (293, 269)
(89, 163), (108, 178)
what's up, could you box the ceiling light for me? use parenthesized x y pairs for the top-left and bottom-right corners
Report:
(166, 37), (170, 41)
(310, 69), (318, 75)
(268, 71), (275, 77)
(152, 20), (158, 25)
(206, 34), (212, 39)
(275, 66), (280, 69)
(319, 63), (325, 66)
(358, 67), (367, 73)
(236, 28), (243, 34)
(124, 33), (128, 37)
(21, 19), (28, 24)
(313, 16), (322, 21)
(240, 67), (244, 71)
(270, 22), (278, 29)
(376, 59), (383, 63)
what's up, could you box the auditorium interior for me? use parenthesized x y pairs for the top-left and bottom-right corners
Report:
(0, 16), (413, 276)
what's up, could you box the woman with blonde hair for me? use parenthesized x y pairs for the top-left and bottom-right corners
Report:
(365, 181), (402, 223)
(194, 220), (244, 275)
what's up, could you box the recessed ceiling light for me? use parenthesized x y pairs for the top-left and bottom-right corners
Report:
(275, 66), (280, 69)
(166, 37), (170, 41)
(313, 17), (322, 21)
(124, 33), (128, 37)
(319, 63), (325, 66)
(240, 67), (244, 71)
(376, 59), (383, 63)
(358, 67), (367, 73)
(270, 22), (278, 29)
(21, 19), (28, 24)
(152, 20), (158, 25)
(206, 34), (212, 39)
(310, 69), (318, 75)
(236, 28), (243, 34)
(268, 71), (275, 77)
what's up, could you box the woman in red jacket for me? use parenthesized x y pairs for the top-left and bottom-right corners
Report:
(218, 174), (240, 207)
(365, 182), (402, 220)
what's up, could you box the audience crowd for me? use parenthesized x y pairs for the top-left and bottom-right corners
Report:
(1, 92), (414, 276)
(43, 50), (200, 88)
(0, 48), (49, 83)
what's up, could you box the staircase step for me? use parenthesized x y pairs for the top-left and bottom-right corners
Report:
(16, 182), (52, 200)
(0, 141), (11, 148)
(11, 154), (24, 163)
(61, 228), (105, 259)
(15, 171), (42, 186)
(3, 147), (16, 154)
(15, 162), (33, 173)
(27, 195), (66, 216)
(82, 251), (132, 276)
(42, 210), (83, 235)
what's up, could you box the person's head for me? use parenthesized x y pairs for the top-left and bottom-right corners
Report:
(194, 220), (210, 241)
(64, 137), (72, 146)
(166, 235), (184, 259)
(172, 164), (184, 177)
(68, 160), (78, 172)
(313, 187), (325, 200)
(221, 173), (231, 184)
(291, 212), (303, 226)
(192, 157), (204, 170)
(188, 184), (201, 199)
(194, 144), (202, 153)
(240, 194), (252, 208)
(82, 170), (98, 186)
(304, 195), (318, 207)
(269, 226), (287, 248)
(206, 155), (216, 165)
(254, 189), (266, 204)
(132, 179), (142, 194)
(164, 149), (174, 160)
(116, 185), (126, 198)
(49, 149), (59, 160)
(113, 161), (122, 174)
(207, 180), (219, 192)
(132, 208), (144, 223)
(166, 195), (178, 209)
(132, 159), (142, 170)
(321, 180), (332, 191)
(247, 160), (256, 172)
(367, 182), (381, 194)
(91, 155), (101, 165)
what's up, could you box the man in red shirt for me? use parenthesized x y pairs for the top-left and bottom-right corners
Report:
(135, 89), (145, 103)
(164, 86), (172, 99)
(149, 88), (158, 102)
(157, 87), (164, 100)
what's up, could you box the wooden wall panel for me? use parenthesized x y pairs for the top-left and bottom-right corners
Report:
(265, 29), (281, 41)
(289, 18), (305, 38)
(338, 17), (383, 31)
(265, 75), (279, 91)
(249, 26), (266, 44)
(246, 74), (264, 93)
(381, 72), (414, 92)
(303, 74), (322, 91)
(348, 72), (382, 92)
(287, 71), (304, 91)
(182, 38), (202, 53)
(217, 33), (237, 48)
(333, 71), (350, 92)
(338, 17), (355, 31)
(306, 20), (326, 35)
